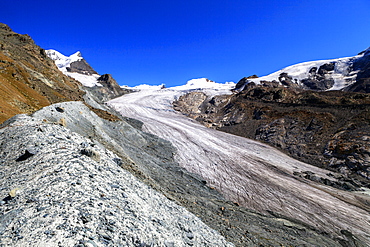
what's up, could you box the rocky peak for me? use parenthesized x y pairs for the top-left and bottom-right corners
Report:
(0, 23), (12, 32)
(66, 57), (97, 75)
(46, 49), (98, 75)
(97, 74), (126, 97)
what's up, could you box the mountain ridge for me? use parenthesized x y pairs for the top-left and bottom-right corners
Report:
(235, 47), (370, 92)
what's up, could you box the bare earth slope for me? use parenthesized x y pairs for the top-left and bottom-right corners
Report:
(0, 23), (84, 123)
(109, 88), (370, 245)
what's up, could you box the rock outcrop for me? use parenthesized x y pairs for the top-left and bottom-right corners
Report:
(85, 74), (130, 102)
(66, 52), (98, 75)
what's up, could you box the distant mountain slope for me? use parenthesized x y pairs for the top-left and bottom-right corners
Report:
(0, 23), (85, 123)
(236, 48), (370, 92)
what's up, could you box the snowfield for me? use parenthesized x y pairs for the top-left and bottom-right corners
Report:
(108, 78), (370, 243)
(239, 48), (370, 91)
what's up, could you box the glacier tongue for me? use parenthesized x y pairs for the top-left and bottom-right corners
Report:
(108, 85), (370, 244)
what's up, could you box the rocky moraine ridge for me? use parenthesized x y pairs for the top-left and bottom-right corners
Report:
(0, 22), (369, 246)
(0, 111), (233, 247)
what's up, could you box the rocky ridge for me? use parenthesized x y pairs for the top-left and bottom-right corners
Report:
(235, 48), (370, 92)
(235, 48), (370, 93)
(0, 113), (233, 247)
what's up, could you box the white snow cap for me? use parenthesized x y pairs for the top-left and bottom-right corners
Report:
(46, 49), (102, 87)
(46, 49), (83, 73)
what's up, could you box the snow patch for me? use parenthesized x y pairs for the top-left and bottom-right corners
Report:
(65, 72), (102, 87)
(125, 78), (235, 96)
(173, 78), (235, 91)
(126, 84), (166, 90)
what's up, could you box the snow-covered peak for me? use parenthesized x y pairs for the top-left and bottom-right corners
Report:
(169, 78), (236, 97)
(47, 49), (102, 87)
(123, 78), (235, 94)
(46, 49), (83, 72)
(125, 78), (235, 95)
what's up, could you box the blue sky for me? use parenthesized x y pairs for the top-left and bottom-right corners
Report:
(2, 0), (370, 87)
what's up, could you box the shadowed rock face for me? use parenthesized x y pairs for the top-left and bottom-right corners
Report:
(85, 74), (129, 102)
(301, 63), (335, 90)
(67, 56), (98, 75)
(344, 78), (370, 93)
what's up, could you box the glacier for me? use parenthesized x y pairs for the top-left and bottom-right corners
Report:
(108, 79), (370, 244)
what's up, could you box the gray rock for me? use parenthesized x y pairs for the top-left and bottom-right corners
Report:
(0, 115), (233, 246)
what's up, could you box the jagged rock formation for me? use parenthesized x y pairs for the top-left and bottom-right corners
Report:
(45, 50), (97, 76)
(0, 23), (85, 124)
(0, 113), (233, 247)
(46, 49), (130, 102)
(174, 87), (370, 186)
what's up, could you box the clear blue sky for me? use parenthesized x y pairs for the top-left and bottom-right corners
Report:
(2, 0), (370, 87)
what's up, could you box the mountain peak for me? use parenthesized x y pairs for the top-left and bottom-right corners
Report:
(46, 49), (85, 71)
